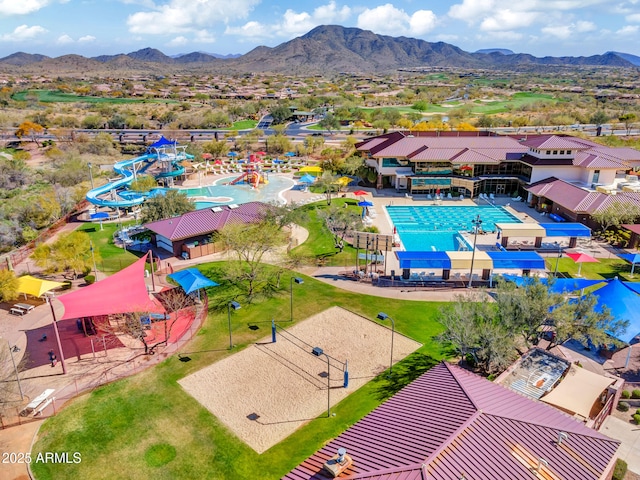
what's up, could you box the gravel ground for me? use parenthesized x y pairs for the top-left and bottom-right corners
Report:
(178, 306), (421, 453)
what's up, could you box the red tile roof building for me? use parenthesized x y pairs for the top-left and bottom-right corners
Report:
(144, 201), (268, 258)
(284, 362), (619, 480)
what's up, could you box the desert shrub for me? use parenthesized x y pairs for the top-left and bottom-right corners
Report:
(621, 390), (631, 399)
(634, 414), (640, 425)
(61, 280), (72, 290)
(618, 401), (630, 412)
(632, 389), (640, 399)
(84, 275), (95, 285)
(613, 459), (627, 480)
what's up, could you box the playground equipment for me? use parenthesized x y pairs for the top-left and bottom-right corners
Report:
(228, 171), (267, 188)
(86, 136), (191, 208)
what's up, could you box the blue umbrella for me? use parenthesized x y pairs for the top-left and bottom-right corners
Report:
(90, 211), (110, 230)
(227, 152), (239, 157)
(168, 268), (219, 295)
(299, 174), (316, 184)
(358, 201), (373, 207)
(618, 253), (640, 275)
(284, 151), (296, 157)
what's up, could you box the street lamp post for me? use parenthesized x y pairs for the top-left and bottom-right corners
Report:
(468, 214), (483, 288)
(312, 346), (331, 417)
(227, 301), (241, 349)
(554, 242), (562, 277)
(376, 312), (395, 375)
(90, 241), (98, 281)
(290, 277), (304, 322)
(7, 341), (23, 400)
(87, 162), (94, 190)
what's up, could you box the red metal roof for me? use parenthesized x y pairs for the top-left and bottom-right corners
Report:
(284, 362), (619, 480)
(143, 201), (268, 241)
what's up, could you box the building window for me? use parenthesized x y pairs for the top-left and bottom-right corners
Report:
(559, 150), (564, 154)
(553, 150), (557, 155)
(546, 150), (551, 155)
(593, 170), (600, 183)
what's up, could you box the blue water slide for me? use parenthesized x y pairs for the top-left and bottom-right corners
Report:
(85, 154), (154, 208)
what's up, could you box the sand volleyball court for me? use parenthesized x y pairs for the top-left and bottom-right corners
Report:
(178, 306), (421, 453)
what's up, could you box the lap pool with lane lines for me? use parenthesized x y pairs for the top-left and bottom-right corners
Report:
(386, 205), (522, 252)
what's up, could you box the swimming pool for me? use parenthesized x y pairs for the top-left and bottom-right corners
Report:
(387, 205), (522, 251)
(178, 175), (294, 209)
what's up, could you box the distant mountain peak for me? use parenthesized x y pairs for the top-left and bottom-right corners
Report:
(475, 48), (514, 55)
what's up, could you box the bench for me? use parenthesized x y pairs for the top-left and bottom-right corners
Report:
(14, 303), (34, 313)
(20, 389), (55, 416)
(10, 307), (27, 316)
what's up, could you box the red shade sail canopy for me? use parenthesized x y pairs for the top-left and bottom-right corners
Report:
(566, 252), (599, 263)
(352, 190), (369, 196)
(566, 252), (599, 277)
(56, 253), (164, 320)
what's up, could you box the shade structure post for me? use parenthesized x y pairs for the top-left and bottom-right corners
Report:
(290, 277), (304, 322)
(227, 301), (241, 349)
(312, 347), (331, 418)
(47, 297), (67, 374)
(468, 215), (482, 288)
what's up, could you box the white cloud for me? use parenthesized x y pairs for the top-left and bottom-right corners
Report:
(480, 9), (539, 31)
(56, 34), (74, 44)
(194, 30), (216, 43)
(356, 4), (438, 36)
(127, 0), (260, 35)
(167, 36), (188, 47)
(312, 1), (351, 24)
(78, 35), (96, 43)
(542, 20), (597, 39)
(0, 24), (47, 42)
(617, 24), (639, 34)
(409, 10), (438, 35)
(541, 25), (572, 39)
(225, 21), (271, 39)
(627, 13), (640, 22)
(0, 0), (52, 15)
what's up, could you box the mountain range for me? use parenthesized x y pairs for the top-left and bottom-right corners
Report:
(1, 25), (638, 74)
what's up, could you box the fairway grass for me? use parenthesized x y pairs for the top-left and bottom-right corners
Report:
(31, 266), (446, 480)
(12, 90), (176, 104)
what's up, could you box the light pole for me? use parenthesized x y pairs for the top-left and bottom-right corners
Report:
(87, 162), (94, 190)
(554, 242), (562, 277)
(290, 277), (304, 322)
(227, 301), (241, 349)
(90, 241), (98, 281)
(312, 346), (331, 417)
(468, 214), (482, 288)
(376, 312), (395, 375)
(7, 341), (23, 400)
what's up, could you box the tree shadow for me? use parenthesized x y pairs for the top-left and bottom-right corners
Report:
(372, 352), (440, 402)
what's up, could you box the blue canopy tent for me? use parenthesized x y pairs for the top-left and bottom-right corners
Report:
(168, 268), (219, 295)
(487, 251), (546, 270)
(396, 251), (451, 270)
(149, 136), (176, 149)
(299, 174), (316, 184)
(586, 277), (640, 343)
(500, 274), (605, 293)
(618, 253), (640, 275)
(540, 223), (592, 237)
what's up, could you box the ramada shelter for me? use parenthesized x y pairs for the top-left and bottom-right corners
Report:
(356, 131), (640, 208)
(144, 201), (268, 259)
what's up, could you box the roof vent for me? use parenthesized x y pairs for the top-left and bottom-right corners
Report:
(557, 431), (569, 445)
(536, 458), (549, 472)
(228, 204), (239, 209)
(322, 448), (352, 478)
(211, 207), (223, 213)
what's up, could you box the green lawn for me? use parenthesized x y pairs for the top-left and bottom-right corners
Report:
(292, 198), (360, 267)
(31, 264), (446, 480)
(77, 221), (145, 274)
(545, 255), (637, 284)
(12, 90), (176, 104)
(229, 120), (258, 130)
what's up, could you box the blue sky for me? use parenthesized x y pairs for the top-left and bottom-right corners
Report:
(1, 0), (639, 58)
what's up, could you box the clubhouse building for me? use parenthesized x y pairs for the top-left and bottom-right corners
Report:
(357, 131), (640, 225)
